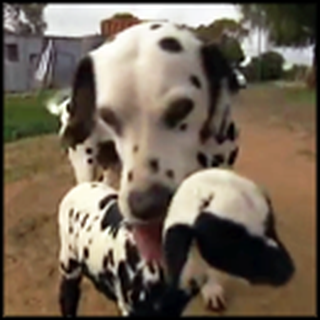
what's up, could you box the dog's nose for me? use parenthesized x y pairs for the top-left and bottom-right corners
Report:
(128, 184), (173, 221)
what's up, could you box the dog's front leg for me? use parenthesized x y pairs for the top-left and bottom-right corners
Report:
(59, 275), (82, 317)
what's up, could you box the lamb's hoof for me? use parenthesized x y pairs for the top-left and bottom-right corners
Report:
(201, 283), (226, 313)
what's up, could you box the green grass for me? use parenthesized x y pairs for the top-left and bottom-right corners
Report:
(284, 87), (316, 105)
(4, 90), (60, 143)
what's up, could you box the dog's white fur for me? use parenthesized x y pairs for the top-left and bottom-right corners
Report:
(83, 22), (239, 220)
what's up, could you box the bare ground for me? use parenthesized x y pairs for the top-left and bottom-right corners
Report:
(4, 86), (316, 316)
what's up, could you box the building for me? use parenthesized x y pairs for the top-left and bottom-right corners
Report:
(4, 31), (104, 92)
(100, 15), (141, 39)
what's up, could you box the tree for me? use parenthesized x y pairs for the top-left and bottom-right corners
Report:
(244, 51), (285, 82)
(3, 3), (47, 35)
(194, 18), (247, 66)
(237, 4), (316, 71)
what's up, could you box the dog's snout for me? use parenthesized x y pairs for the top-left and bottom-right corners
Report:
(128, 184), (173, 221)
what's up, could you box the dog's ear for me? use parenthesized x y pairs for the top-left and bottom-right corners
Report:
(200, 43), (239, 142)
(62, 56), (96, 149)
(200, 43), (240, 94)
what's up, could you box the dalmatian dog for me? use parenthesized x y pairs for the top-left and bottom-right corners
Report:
(47, 92), (121, 186)
(58, 182), (167, 316)
(58, 168), (295, 316)
(58, 21), (243, 271)
(158, 168), (295, 312)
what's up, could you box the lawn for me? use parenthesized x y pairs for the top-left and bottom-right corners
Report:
(4, 90), (60, 143)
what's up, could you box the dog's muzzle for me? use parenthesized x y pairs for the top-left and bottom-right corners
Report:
(128, 183), (173, 221)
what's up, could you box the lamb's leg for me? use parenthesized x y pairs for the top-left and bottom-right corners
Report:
(200, 268), (226, 312)
(59, 275), (82, 317)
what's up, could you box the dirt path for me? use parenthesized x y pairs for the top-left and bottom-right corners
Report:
(4, 108), (316, 316)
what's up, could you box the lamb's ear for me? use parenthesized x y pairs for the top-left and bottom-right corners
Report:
(62, 56), (96, 149)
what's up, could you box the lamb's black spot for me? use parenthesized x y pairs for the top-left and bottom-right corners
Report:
(125, 240), (140, 271)
(80, 214), (89, 228)
(228, 147), (239, 166)
(99, 194), (118, 210)
(197, 152), (208, 168)
(226, 122), (236, 141)
(190, 75), (201, 89)
(149, 158), (159, 173)
(179, 123), (188, 131)
(166, 169), (175, 179)
(69, 209), (74, 218)
(211, 154), (225, 167)
(108, 250), (115, 267)
(199, 194), (214, 211)
(83, 247), (89, 259)
(193, 212), (295, 286)
(100, 202), (122, 238)
(118, 261), (130, 304)
(128, 171), (134, 182)
(150, 24), (161, 30)
(66, 102), (71, 113)
(87, 158), (93, 164)
(86, 147), (93, 154)
(159, 37), (183, 53)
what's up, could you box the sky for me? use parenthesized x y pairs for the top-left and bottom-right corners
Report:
(43, 4), (313, 66)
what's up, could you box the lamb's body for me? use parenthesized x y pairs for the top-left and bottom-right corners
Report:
(58, 182), (164, 316)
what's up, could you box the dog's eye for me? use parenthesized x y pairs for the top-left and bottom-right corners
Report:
(162, 98), (194, 129)
(99, 108), (122, 135)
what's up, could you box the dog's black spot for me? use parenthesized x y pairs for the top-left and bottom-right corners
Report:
(125, 240), (140, 271)
(197, 152), (208, 168)
(69, 209), (74, 218)
(60, 258), (79, 275)
(99, 194), (118, 210)
(87, 158), (93, 165)
(100, 202), (122, 238)
(130, 270), (143, 305)
(228, 147), (239, 166)
(179, 123), (188, 131)
(108, 249), (115, 267)
(150, 24), (162, 30)
(133, 145), (139, 153)
(128, 171), (134, 182)
(66, 102), (71, 113)
(96, 141), (120, 169)
(99, 108), (122, 136)
(162, 98), (194, 129)
(69, 226), (73, 234)
(215, 107), (230, 144)
(103, 255), (109, 269)
(190, 75), (201, 89)
(166, 169), (175, 179)
(83, 247), (89, 259)
(75, 212), (80, 221)
(226, 122), (236, 141)
(88, 238), (92, 245)
(80, 214), (89, 228)
(264, 202), (279, 242)
(159, 37), (183, 53)
(147, 262), (156, 275)
(194, 212), (295, 286)
(85, 147), (93, 154)
(149, 158), (159, 173)
(98, 175), (104, 182)
(211, 154), (225, 167)
(118, 261), (130, 304)
(91, 183), (98, 188)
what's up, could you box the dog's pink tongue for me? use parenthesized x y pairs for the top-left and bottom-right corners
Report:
(132, 223), (163, 264)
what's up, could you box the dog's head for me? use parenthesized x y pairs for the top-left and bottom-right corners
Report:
(63, 22), (241, 227)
